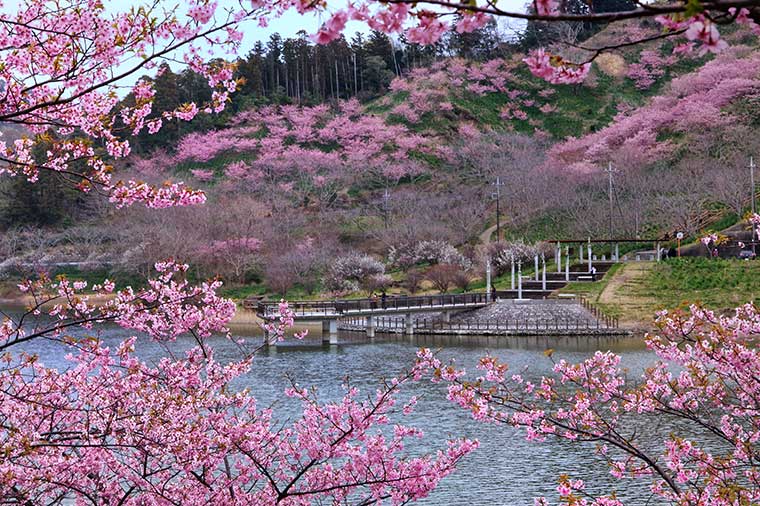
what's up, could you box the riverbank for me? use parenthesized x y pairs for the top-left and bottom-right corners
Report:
(0, 293), (266, 327)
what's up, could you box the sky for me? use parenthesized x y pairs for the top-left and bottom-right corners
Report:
(223, 0), (529, 55)
(1, 0), (529, 90)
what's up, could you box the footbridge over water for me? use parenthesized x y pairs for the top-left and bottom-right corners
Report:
(254, 292), (491, 343)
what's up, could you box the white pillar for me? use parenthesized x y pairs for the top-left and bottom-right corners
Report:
(517, 261), (523, 300)
(542, 254), (547, 291)
(615, 243), (620, 263)
(557, 242), (562, 273)
(587, 243), (592, 272)
(579, 243), (584, 263)
(441, 311), (451, 323)
(486, 261), (492, 302)
(565, 247), (570, 282)
(405, 313), (414, 335)
(534, 254), (539, 281)
(656, 242), (661, 262)
(510, 257), (515, 290)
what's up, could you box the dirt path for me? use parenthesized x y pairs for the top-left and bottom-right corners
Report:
(599, 262), (658, 329)
(479, 223), (498, 245)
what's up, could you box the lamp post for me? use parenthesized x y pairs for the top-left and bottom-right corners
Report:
(676, 231), (683, 257)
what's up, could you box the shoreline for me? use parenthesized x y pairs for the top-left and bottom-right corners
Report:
(0, 293), (655, 335)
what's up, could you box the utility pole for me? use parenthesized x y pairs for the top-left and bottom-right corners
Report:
(382, 188), (390, 229)
(751, 157), (757, 255)
(604, 162), (618, 258)
(491, 176), (506, 242)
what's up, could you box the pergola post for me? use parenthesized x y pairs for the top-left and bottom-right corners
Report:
(542, 254), (547, 291)
(517, 260), (523, 300)
(486, 261), (492, 302)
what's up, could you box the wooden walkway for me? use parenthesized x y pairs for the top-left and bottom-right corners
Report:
(252, 292), (491, 321)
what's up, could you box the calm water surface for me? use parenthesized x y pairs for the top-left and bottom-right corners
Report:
(18, 318), (669, 505)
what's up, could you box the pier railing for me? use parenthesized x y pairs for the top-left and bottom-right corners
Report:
(255, 292), (490, 317)
(341, 313), (619, 332)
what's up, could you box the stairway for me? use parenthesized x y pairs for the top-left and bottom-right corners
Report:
(494, 261), (616, 300)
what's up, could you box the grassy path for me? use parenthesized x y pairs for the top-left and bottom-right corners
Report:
(598, 263), (658, 328)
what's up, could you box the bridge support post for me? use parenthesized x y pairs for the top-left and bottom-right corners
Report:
(510, 257), (515, 290)
(565, 246), (570, 282)
(534, 254), (539, 281)
(587, 241), (592, 273)
(322, 319), (338, 345)
(517, 261), (523, 300)
(441, 311), (451, 323)
(263, 328), (277, 347)
(404, 313), (414, 336)
(366, 316), (375, 338)
(556, 242), (562, 273)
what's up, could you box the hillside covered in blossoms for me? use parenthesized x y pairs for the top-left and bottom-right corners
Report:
(3, 19), (760, 298)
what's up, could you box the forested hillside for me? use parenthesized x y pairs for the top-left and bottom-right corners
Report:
(2, 17), (760, 298)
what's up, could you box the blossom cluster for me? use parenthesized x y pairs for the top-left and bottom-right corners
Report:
(389, 240), (472, 270)
(325, 251), (387, 293)
(414, 299), (760, 505)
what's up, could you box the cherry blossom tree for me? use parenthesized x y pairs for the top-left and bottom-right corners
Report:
(0, 0), (491, 500)
(0, 262), (476, 503)
(416, 302), (760, 505)
(325, 252), (387, 293)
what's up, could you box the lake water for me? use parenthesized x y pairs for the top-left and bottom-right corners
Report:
(16, 319), (670, 505)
